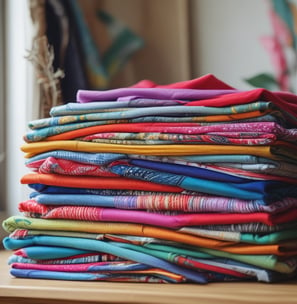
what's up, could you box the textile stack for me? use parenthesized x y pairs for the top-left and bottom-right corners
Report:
(2, 74), (297, 283)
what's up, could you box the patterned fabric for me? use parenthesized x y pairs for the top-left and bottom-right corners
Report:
(31, 193), (297, 213)
(6, 228), (297, 273)
(4, 232), (297, 275)
(20, 171), (297, 202)
(23, 121), (297, 143)
(18, 200), (297, 228)
(10, 268), (181, 283)
(21, 140), (297, 165)
(4, 74), (297, 284)
(30, 102), (274, 129)
(3, 217), (297, 256)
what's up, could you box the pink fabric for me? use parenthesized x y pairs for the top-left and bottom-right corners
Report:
(18, 200), (297, 227)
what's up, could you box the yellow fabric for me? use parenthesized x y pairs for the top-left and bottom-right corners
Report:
(22, 140), (283, 159)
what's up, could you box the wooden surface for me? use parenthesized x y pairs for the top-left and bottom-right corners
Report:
(0, 250), (297, 304)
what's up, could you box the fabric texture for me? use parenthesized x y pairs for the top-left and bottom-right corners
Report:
(3, 74), (297, 284)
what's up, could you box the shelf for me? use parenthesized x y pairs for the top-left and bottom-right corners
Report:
(0, 250), (297, 304)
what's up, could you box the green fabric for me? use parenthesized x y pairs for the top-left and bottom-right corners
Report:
(240, 229), (297, 244)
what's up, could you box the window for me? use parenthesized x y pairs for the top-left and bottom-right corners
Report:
(3, 0), (34, 218)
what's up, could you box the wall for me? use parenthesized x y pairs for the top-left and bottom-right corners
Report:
(190, 0), (273, 89)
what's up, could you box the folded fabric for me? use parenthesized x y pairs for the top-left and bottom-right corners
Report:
(18, 200), (297, 228)
(48, 108), (280, 126)
(28, 184), (169, 195)
(9, 266), (248, 282)
(25, 154), (297, 183)
(179, 227), (297, 244)
(10, 225), (297, 246)
(2, 235), (209, 283)
(10, 260), (175, 274)
(4, 234), (297, 272)
(25, 150), (297, 181)
(108, 163), (297, 201)
(10, 258), (247, 281)
(127, 159), (293, 183)
(131, 112), (283, 124)
(12, 245), (96, 260)
(30, 193), (297, 213)
(76, 75), (297, 125)
(130, 74), (235, 90)
(8, 253), (121, 265)
(187, 89), (297, 125)
(20, 172), (297, 202)
(26, 150), (126, 166)
(111, 154), (297, 180)
(6, 228), (297, 273)
(29, 157), (253, 183)
(114, 241), (297, 274)
(25, 111), (283, 142)
(24, 120), (128, 142)
(133, 155), (297, 181)
(27, 157), (118, 177)
(3, 217), (297, 256)
(21, 173), (182, 193)
(0, 240), (260, 283)
(192, 222), (297, 233)
(5, 73), (297, 285)
(25, 156), (247, 182)
(23, 121), (297, 143)
(29, 103), (274, 129)
(49, 99), (190, 116)
(81, 134), (278, 146)
(21, 140), (297, 165)
(77, 88), (237, 103)
(49, 99), (273, 117)
(9, 268), (183, 283)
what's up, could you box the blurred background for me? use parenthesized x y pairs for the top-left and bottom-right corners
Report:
(1, 0), (296, 240)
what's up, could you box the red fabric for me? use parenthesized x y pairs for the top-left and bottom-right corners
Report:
(131, 74), (297, 124)
(19, 199), (297, 227)
(131, 74), (235, 90)
(21, 173), (183, 192)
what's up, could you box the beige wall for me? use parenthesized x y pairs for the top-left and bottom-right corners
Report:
(190, 0), (272, 89)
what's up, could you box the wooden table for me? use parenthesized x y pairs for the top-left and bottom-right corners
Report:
(0, 250), (296, 304)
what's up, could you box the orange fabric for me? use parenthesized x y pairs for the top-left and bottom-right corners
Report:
(190, 109), (273, 122)
(20, 173), (182, 192)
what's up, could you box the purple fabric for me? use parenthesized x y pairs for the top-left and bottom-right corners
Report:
(77, 88), (237, 103)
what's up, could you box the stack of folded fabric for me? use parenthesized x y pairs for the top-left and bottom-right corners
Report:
(3, 74), (297, 284)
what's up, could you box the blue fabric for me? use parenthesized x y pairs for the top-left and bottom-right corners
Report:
(130, 159), (250, 183)
(50, 100), (189, 116)
(28, 184), (156, 196)
(14, 246), (92, 260)
(35, 193), (121, 207)
(110, 164), (291, 201)
(30, 192), (274, 209)
(32, 102), (273, 128)
(26, 151), (126, 166)
(49, 100), (271, 116)
(178, 155), (278, 164)
(3, 236), (207, 283)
